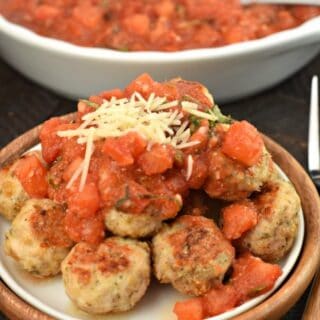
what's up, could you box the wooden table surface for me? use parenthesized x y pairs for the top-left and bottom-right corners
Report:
(0, 53), (319, 320)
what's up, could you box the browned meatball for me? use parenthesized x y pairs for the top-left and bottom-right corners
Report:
(5, 199), (73, 277)
(61, 237), (150, 314)
(152, 215), (234, 296)
(204, 124), (275, 201)
(240, 179), (300, 262)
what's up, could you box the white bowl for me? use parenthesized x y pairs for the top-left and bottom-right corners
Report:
(0, 15), (320, 102)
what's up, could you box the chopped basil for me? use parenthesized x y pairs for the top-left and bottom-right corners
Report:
(182, 94), (200, 105)
(115, 185), (130, 210)
(48, 177), (60, 190)
(207, 105), (232, 126)
(249, 285), (266, 297)
(174, 150), (185, 166)
(80, 99), (100, 109)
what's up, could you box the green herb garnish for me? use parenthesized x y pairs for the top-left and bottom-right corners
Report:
(115, 185), (130, 209)
(80, 99), (100, 109)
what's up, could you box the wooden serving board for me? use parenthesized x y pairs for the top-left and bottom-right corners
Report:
(0, 117), (320, 320)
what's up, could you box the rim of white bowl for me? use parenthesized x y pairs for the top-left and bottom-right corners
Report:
(0, 14), (320, 62)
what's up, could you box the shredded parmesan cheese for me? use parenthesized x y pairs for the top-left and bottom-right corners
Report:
(58, 92), (215, 189)
(182, 101), (217, 122)
(79, 127), (94, 191)
(186, 155), (194, 181)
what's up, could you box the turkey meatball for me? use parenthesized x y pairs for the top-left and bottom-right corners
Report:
(204, 122), (275, 201)
(152, 215), (234, 296)
(240, 179), (300, 262)
(104, 208), (163, 238)
(61, 237), (150, 314)
(0, 168), (29, 220)
(4, 198), (73, 277)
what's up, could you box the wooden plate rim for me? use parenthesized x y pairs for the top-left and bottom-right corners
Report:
(1, 115), (320, 320)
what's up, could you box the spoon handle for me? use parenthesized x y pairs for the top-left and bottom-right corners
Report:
(303, 272), (320, 319)
(241, 0), (320, 5)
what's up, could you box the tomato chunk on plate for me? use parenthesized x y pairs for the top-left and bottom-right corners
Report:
(173, 298), (204, 320)
(222, 201), (258, 240)
(231, 252), (282, 303)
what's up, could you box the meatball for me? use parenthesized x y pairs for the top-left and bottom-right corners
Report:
(104, 208), (163, 238)
(61, 237), (150, 314)
(240, 179), (300, 262)
(0, 167), (29, 221)
(4, 199), (73, 277)
(204, 124), (275, 201)
(152, 215), (234, 296)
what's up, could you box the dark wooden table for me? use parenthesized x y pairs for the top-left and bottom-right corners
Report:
(0, 53), (319, 320)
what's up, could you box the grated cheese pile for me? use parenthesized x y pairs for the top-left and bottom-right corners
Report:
(58, 92), (217, 190)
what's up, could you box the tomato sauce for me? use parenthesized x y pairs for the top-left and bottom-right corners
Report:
(0, 0), (319, 51)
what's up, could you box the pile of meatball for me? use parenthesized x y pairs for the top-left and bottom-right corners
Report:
(0, 84), (300, 319)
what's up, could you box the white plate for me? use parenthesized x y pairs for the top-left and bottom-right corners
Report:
(0, 151), (304, 320)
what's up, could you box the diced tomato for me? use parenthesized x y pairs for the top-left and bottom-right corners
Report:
(154, 0), (175, 17)
(116, 180), (151, 214)
(102, 132), (147, 166)
(222, 201), (258, 240)
(64, 210), (105, 244)
(60, 135), (85, 163)
(151, 195), (182, 219)
(98, 88), (124, 100)
(138, 144), (175, 175)
(14, 154), (48, 198)
(152, 82), (179, 101)
(39, 117), (65, 163)
(34, 5), (60, 20)
(125, 132), (148, 158)
(67, 182), (100, 218)
(125, 73), (157, 98)
(224, 26), (251, 44)
(231, 252), (282, 303)
(40, 119), (80, 164)
(122, 14), (150, 37)
(173, 298), (204, 320)
(103, 137), (134, 166)
(221, 121), (264, 167)
(275, 10), (296, 30)
(174, 80), (213, 109)
(202, 284), (239, 317)
(72, 3), (103, 29)
(292, 6), (320, 22)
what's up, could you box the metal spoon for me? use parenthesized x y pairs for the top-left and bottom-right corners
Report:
(308, 75), (320, 190)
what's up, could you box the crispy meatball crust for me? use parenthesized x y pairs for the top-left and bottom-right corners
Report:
(204, 124), (275, 201)
(0, 168), (29, 221)
(61, 237), (151, 314)
(240, 180), (300, 262)
(205, 147), (273, 201)
(152, 215), (234, 296)
(104, 208), (163, 238)
(4, 199), (73, 277)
